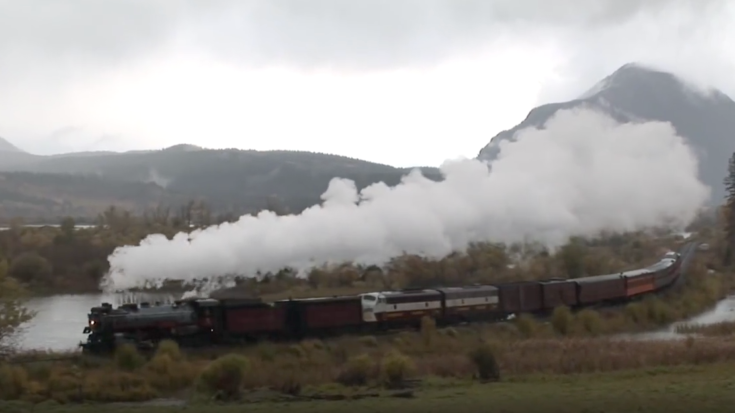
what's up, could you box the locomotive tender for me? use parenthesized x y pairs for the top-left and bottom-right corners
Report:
(80, 251), (682, 354)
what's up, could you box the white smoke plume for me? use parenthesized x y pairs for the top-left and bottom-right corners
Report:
(101, 108), (711, 292)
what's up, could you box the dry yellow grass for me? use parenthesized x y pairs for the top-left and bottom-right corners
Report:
(4, 322), (735, 405)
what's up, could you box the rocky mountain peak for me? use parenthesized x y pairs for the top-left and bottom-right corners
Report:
(477, 62), (735, 203)
(0, 136), (23, 152)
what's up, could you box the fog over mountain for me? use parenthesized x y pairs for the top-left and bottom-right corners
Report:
(478, 63), (735, 203)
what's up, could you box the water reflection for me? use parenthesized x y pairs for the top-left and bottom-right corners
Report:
(14, 293), (175, 352)
(615, 295), (735, 342)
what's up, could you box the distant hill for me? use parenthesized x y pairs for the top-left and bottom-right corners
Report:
(0, 143), (442, 218)
(478, 63), (735, 204)
(0, 136), (22, 152)
(0, 171), (181, 222)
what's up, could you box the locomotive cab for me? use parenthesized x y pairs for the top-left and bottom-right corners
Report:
(359, 293), (381, 323)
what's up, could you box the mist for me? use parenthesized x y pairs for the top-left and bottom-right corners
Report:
(101, 108), (711, 292)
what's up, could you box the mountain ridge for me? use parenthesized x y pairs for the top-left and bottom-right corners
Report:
(478, 62), (735, 203)
(2, 62), (732, 220)
(0, 136), (23, 152)
(0, 142), (442, 219)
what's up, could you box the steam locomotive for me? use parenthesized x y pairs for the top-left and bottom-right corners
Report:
(80, 250), (685, 354)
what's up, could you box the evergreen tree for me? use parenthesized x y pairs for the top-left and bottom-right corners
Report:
(0, 259), (35, 356)
(722, 152), (735, 266)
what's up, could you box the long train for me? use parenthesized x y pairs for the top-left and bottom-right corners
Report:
(80, 250), (684, 354)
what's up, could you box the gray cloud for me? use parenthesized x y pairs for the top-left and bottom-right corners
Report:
(0, 0), (727, 72)
(1, 0), (733, 154)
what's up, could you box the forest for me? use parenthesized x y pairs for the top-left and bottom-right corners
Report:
(0, 197), (718, 298)
(0, 148), (444, 223)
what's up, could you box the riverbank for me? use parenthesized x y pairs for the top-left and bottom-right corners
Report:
(2, 360), (735, 412)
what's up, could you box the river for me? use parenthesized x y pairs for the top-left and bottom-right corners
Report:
(11, 291), (735, 352)
(613, 295), (735, 341)
(13, 292), (178, 352)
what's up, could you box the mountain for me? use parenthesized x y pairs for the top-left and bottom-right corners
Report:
(0, 142), (442, 219)
(0, 136), (22, 152)
(477, 63), (735, 203)
(0, 171), (181, 223)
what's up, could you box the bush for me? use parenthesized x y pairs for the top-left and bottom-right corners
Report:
(442, 327), (458, 338)
(284, 344), (306, 359)
(359, 335), (378, 348)
(256, 342), (277, 362)
(551, 306), (573, 335)
(514, 314), (537, 338)
(468, 343), (500, 382)
(336, 354), (373, 386)
(45, 369), (82, 403)
(0, 364), (28, 400)
(380, 351), (414, 389)
(114, 344), (145, 372)
(196, 354), (250, 400)
(82, 371), (156, 402)
(154, 340), (183, 361)
(624, 302), (648, 324)
(576, 309), (604, 335)
(144, 353), (196, 392)
(421, 316), (436, 348)
(645, 298), (676, 325)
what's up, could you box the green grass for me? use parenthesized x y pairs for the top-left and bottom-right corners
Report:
(5, 363), (735, 413)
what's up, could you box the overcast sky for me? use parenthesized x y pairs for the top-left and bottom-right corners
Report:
(0, 0), (733, 166)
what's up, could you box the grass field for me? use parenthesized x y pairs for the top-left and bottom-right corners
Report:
(2, 362), (735, 413)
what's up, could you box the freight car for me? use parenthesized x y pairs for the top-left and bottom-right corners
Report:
(539, 279), (578, 310)
(79, 250), (686, 354)
(279, 295), (364, 338)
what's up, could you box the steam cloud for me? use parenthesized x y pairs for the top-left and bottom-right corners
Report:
(101, 108), (710, 292)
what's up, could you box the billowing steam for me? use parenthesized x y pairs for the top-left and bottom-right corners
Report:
(101, 108), (711, 292)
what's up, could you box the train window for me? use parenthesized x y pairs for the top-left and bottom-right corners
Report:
(362, 296), (376, 302)
(425, 302), (428, 307)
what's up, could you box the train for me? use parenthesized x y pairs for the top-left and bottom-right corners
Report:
(80, 250), (683, 354)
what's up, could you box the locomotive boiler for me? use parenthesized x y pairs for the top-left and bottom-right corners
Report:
(80, 298), (220, 352)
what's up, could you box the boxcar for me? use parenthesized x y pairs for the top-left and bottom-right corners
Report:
(291, 296), (364, 332)
(435, 286), (500, 322)
(574, 273), (626, 305)
(493, 281), (543, 314)
(539, 280), (578, 309)
(219, 299), (287, 339)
